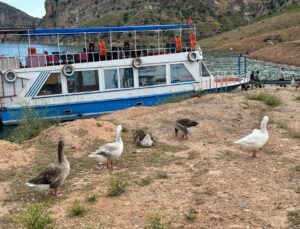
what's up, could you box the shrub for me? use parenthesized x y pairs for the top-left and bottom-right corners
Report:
(8, 108), (54, 143)
(145, 214), (172, 229)
(18, 202), (54, 229)
(157, 171), (168, 179)
(139, 177), (152, 187)
(86, 194), (97, 203)
(184, 208), (198, 222)
(107, 177), (126, 197)
(246, 92), (281, 107)
(288, 210), (300, 228)
(68, 200), (87, 217)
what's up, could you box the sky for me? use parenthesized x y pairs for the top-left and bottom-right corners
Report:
(1, 0), (45, 18)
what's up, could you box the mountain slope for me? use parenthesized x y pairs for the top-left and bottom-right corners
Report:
(39, 0), (298, 37)
(200, 3), (300, 66)
(0, 1), (40, 29)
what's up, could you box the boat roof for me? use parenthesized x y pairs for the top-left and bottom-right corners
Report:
(26, 24), (194, 36)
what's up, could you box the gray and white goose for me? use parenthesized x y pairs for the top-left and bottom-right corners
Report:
(175, 119), (199, 140)
(291, 76), (300, 90)
(133, 130), (154, 147)
(26, 140), (70, 197)
(89, 125), (123, 169)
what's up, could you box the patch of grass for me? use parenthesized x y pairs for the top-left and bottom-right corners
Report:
(139, 177), (152, 187)
(291, 132), (300, 139)
(107, 177), (126, 197)
(145, 213), (172, 229)
(277, 122), (289, 130)
(68, 200), (87, 217)
(246, 92), (281, 107)
(18, 202), (55, 229)
(194, 196), (205, 205)
(288, 210), (300, 228)
(295, 96), (300, 101)
(73, 128), (88, 138)
(294, 165), (300, 172)
(156, 171), (168, 179)
(163, 91), (207, 104)
(86, 194), (97, 203)
(184, 208), (198, 222)
(8, 108), (55, 143)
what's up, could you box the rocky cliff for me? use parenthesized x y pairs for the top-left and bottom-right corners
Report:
(39, 0), (299, 37)
(0, 2), (40, 29)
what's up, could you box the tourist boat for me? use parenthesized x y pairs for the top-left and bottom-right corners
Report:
(0, 24), (249, 125)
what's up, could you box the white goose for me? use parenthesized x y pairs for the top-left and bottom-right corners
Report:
(89, 125), (123, 169)
(26, 140), (70, 196)
(133, 130), (154, 147)
(235, 116), (269, 157)
(291, 76), (299, 90)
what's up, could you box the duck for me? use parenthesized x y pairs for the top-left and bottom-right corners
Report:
(26, 139), (70, 197)
(234, 116), (269, 158)
(175, 119), (199, 140)
(133, 130), (154, 147)
(89, 125), (123, 170)
(291, 76), (299, 90)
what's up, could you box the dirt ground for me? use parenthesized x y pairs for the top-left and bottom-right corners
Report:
(0, 87), (299, 228)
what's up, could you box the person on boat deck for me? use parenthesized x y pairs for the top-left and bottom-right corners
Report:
(279, 67), (286, 87)
(186, 17), (193, 24)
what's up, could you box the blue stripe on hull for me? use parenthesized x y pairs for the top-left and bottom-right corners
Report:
(1, 84), (240, 125)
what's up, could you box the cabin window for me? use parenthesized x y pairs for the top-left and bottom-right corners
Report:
(120, 68), (134, 88)
(37, 73), (62, 96)
(104, 68), (134, 90)
(170, 64), (195, 83)
(202, 62), (211, 77)
(67, 70), (99, 93)
(104, 69), (118, 89)
(138, 65), (166, 87)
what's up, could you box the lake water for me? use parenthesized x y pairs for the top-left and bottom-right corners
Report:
(0, 44), (299, 139)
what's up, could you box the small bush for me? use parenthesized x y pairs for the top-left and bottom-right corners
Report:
(86, 194), (97, 203)
(8, 108), (54, 143)
(139, 177), (152, 187)
(107, 177), (126, 197)
(185, 208), (198, 222)
(288, 210), (300, 228)
(156, 171), (168, 179)
(295, 165), (300, 172)
(145, 214), (172, 229)
(18, 202), (54, 229)
(292, 132), (300, 139)
(68, 200), (87, 217)
(246, 92), (281, 107)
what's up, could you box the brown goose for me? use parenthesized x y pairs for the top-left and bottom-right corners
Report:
(133, 130), (154, 147)
(175, 119), (199, 140)
(26, 140), (70, 196)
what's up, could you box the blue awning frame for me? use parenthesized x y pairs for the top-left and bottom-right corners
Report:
(25, 24), (194, 36)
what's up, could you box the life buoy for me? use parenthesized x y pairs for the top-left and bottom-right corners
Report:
(188, 51), (198, 62)
(4, 70), (17, 83)
(62, 64), (75, 77)
(132, 57), (143, 68)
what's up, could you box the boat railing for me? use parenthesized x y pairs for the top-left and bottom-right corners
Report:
(201, 71), (249, 92)
(0, 46), (198, 70)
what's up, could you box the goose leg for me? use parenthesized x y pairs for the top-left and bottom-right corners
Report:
(50, 188), (61, 197)
(175, 128), (178, 137)
(181, 133), (188, 140)
(252, 150), (257, 158)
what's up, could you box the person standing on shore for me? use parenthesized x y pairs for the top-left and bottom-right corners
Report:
(279, 67), (286, 87)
